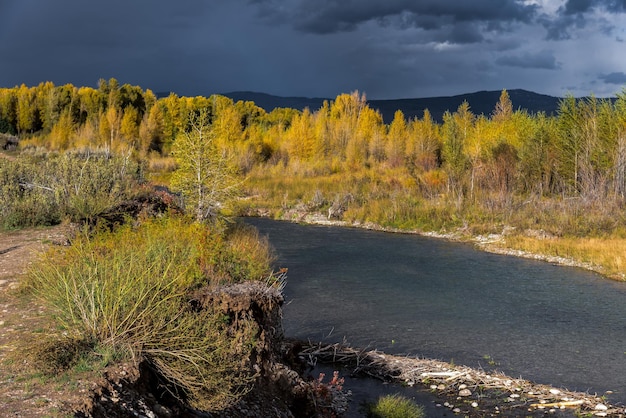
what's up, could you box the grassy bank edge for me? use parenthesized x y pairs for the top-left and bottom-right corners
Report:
(249, 208), (626, 282)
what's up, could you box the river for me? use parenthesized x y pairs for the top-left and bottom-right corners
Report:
(245, 217), (626, 407)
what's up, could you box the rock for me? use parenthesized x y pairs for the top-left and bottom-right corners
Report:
(154, 403), (173, 417)
(549, 388), (561, 395)
(595, 403), (608, 411)
(459, 388), (472, 397)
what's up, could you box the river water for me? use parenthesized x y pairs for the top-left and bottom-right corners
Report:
(245, 217), (626, 405)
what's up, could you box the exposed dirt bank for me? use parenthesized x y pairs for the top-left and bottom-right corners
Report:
(0, 225), (347, 417)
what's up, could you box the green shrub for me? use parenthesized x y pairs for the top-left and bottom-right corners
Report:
(368, 394), (425, 418)
(24, 215), (276, 410)
(0, 152), (143, 229)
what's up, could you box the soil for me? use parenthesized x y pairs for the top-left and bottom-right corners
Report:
(0, 224), (95, 417)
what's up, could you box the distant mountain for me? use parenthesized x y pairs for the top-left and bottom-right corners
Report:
(222, 89), (563, 123)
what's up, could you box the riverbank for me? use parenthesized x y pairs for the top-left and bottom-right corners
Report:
(265, 208), (625, 282)
(302, 341), (624, 417)
(2, 218), (623, 417)
(248, 211), (626, 416)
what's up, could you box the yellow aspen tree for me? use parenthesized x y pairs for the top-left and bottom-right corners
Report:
(328, 91), (366, 160)
(347, 106), (383, 167)
(36, 81), (57, 133)
(74, 118), (99, 150)
(286, 108), (316, 161)
(313, 100), (331, 159)
(386, 110), (409, 168)
(78, 86), (105, 122)
(16, 84), (38, 134)
(49, 109), (75, 151)
(106, 106), (122, 153)
(492, 89), (513, 122)
(405, 110), (443, 196)
(212, 103), (243, 149)
(0, 88), (18, 134)
(121, 106), (140, 151)
(406, 109), (440, 171)
(139, 104), (165, 155)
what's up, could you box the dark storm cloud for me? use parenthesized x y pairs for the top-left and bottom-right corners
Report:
(1, 0), (625, 99)
(252, 0), (538, 36)
(542, 0), (626, 40)
(496, 51), (561, 70)
(599, 72), (626, 84)
(563, 0), (626, 14)
(0, 0), (215, 91)
(563, 0), (595, 14)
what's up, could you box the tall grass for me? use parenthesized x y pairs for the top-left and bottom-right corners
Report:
(503, 234), (626, 280)
(25, 215), (277, 410)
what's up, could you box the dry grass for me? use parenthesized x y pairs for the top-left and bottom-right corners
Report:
(23, 215), (276, 410)
(503, 234), (626, 280)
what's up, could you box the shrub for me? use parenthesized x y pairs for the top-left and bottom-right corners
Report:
(0, 152), (143, 229)
(368, 394), (425, 418)
(24, 215), (277, 410)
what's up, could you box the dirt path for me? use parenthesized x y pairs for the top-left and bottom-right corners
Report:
(0, 225), (92, 417)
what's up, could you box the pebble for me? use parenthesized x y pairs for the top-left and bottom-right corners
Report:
(471, 402), (478, 408)
(453, 408), (460, 413)
(459, 389), (472, 397)
(549, 388), (561, 395)
(595, 403), (608, 411)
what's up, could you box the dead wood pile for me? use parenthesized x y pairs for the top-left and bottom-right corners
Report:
(299, 341), (624, 417)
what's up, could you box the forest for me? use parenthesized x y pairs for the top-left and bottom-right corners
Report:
(2, 79), (626, 277)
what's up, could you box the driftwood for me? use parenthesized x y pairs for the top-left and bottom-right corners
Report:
(298, 341), (624, 417)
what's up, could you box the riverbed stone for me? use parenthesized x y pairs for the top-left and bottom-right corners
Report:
(459, 388), (472, 397)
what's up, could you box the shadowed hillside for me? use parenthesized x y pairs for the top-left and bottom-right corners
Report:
(222, 89), (564, 123)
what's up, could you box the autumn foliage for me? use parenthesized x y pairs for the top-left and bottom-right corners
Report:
(2, 81), (626, 236)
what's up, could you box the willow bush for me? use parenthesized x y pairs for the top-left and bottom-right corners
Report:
(25, 215), (277, 410)
(0, 151), (143, 229)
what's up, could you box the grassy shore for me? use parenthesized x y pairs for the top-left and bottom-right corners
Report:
(243, 169), (626, 282)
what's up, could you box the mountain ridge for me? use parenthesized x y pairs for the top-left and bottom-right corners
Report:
(221, 89), (564, 123)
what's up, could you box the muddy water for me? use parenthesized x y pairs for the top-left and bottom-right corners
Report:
(246, 217), (626, 405)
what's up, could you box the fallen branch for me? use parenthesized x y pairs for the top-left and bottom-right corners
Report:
(530, 400), (585, 408)
(19, 182), (54, 192)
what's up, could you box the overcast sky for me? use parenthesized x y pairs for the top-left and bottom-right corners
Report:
(1, 0), (625, 99)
